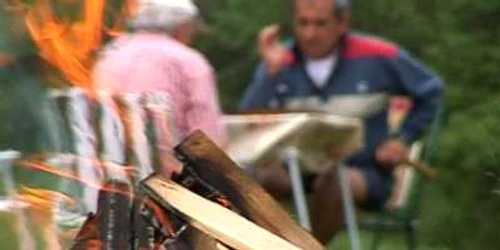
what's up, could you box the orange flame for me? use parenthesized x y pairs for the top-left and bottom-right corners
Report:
(17, 157), (137, 196)
(14, 155), (181, 241)
(14, 157), (197, 239)
(16, 0), (136, 93)
(17, 186), (76, 209)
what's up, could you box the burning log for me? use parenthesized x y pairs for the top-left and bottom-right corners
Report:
(141, 176), (302, 250)
(71, 130), (322, 249)
(71, 181), (132, 250)
(71, 180), (218, 250)
(69, 213), (101, 250)
(173, 131), (324, 250)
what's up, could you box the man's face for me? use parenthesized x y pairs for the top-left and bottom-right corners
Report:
(293, 0), (348, 58)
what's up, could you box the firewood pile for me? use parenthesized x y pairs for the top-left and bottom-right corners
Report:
(71, 131), (323, 250)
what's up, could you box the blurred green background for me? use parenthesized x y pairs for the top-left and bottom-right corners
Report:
(1, 0), (500, 249)
(194, 0), (500, 249)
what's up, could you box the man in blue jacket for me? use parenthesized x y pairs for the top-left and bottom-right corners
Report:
(239, 0), (443, 243)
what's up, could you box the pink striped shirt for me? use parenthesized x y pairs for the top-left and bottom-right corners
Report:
(93, 32), (226, 144)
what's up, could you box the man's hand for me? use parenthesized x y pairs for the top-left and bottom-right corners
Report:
(375, 139), (409, 170)
(258, 24), (288, 76)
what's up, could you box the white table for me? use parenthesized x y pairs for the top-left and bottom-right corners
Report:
(223, 113), (364, 250)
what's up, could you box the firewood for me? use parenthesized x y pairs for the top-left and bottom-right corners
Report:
(174, 130), (324, 250)
(142, 176), (302, 250)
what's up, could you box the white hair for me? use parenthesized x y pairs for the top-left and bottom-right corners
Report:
(335, 0), (350, 10)
(128, 0), (199, 33)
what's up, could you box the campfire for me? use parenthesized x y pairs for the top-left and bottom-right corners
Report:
(17, 0), (136, 93)
(2, 2), (322, 248)
(4, 131), (322, 250)
(69, 131), (321, 250)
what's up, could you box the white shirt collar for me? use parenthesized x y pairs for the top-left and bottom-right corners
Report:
(305, 51), (339, 89)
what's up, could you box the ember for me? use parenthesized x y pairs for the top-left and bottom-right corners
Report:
(68, 131), (322, 250)
(70, 160), (236, 250)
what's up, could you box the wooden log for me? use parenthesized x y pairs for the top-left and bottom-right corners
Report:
(180, 226), (224, 250)
(142, 176), (302, 250)
(174, 130), (324, 250)
(404, 159), (438, 180)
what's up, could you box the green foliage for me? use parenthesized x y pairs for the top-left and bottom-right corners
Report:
(420, 98), (500, 249)
(195, 0), (500, 248)
(0, 0), (498, 248)
(195, 0), (291, 111)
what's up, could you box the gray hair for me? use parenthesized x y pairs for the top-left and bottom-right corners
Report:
(335, 0), (350, 11)
(128, 3), (199, 33)
(292, 0), (350, 17)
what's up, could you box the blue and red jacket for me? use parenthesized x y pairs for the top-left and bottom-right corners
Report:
(239, 32), (443, 170)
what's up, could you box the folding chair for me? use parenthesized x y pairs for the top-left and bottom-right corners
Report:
(359, 101), (443, 250)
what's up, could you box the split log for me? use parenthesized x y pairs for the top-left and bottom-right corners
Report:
(142, 176), (302, 250)
(174, 130), (324, 250)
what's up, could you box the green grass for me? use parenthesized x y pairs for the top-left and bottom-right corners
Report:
(330, 231), (404, 250)
(0, 212), (20, 249)
(328, 231), (451, 250)
(0, 215), (453, 250)
(281, 200), (450, 250)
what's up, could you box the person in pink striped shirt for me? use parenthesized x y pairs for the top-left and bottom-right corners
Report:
(93, 0), (226, 145)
